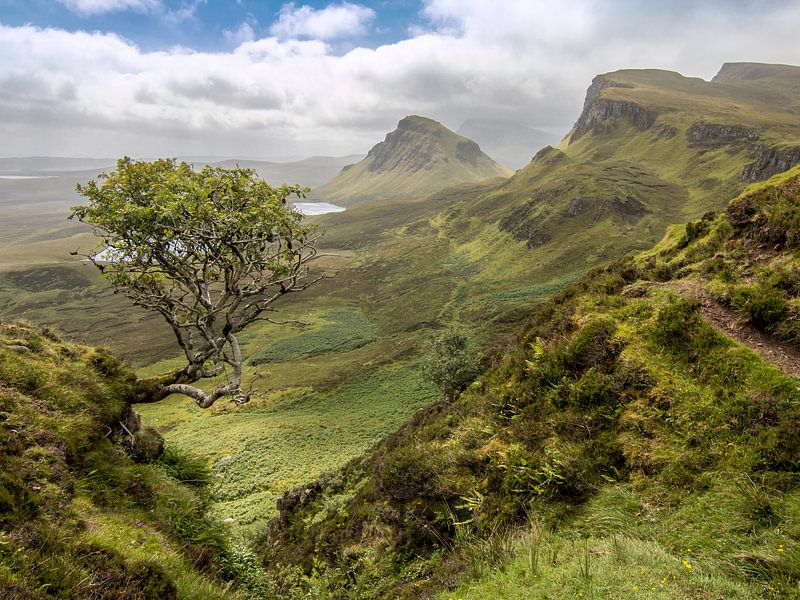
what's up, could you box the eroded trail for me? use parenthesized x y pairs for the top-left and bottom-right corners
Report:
(667, 279), (800, 377)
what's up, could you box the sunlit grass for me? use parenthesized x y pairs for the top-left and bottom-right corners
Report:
(139, 361), (438, 538)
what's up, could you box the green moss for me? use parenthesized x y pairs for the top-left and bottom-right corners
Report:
(0, 322), (254, 599)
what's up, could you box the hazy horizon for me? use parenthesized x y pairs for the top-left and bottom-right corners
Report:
(1, 0), (799, 159)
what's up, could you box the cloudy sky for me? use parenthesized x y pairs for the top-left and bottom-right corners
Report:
(1, 0), (799, 159)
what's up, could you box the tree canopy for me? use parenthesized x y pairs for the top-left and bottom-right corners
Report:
(71, 157), (320, 407)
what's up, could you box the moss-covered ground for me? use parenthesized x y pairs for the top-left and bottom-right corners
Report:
(0, 322), (267, 598)
(262, 166), (800, 599)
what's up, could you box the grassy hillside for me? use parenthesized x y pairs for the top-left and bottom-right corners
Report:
(311, 116), (513, 206)
(4, 63), (800, 585)
(0, 322), (274, 598)
(261, 166), (800, 599)
(434, 63), (800, 298)
(134, 179), (531, 538)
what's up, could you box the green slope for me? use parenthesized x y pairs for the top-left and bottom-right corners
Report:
(5, 63), (800, 595)
(0, 323), (270, 598)
(260, 166), (800, 599)
(311, 115), (513, 206)
(435, 63), (800, 296)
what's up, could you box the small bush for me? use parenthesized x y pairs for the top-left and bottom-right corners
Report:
(677, 217), (712, 249)
(651, 296), (722, 358)
(127, 427), (165, 463)
(765, 263), (800, 296)
(423, 330), (484, 395)
(729, 284), (788, 330)
(727, 176), (800, 250)
(78, 544), (178, 599)
(0, 471), (38, 523)
(702, 256), (738, 283)
(562, 317), (621, 373)
(566, 368), (615, 409)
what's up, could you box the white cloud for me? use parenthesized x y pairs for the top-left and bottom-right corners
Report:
(270, 2), (375, 40)
(224, 22), (256, 46)
(1, 1), (800, 158)
(57, 0), (162, 16)
(164, 0), (206, 24)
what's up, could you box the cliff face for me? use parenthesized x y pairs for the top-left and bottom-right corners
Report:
(684, 123), (800, 182)
(570, 95), (657, 142)
(741, 145), (800, 182)
(686, 122), (762, 146)
(568, 74), (656, 143)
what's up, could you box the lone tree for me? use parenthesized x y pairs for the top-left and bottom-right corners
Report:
(422, 330), (483, 400)
(71, 157), (320, 408)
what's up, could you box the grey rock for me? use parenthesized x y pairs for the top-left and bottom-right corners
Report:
(5, 345), (30, 353)
(741, 145), (800, 182)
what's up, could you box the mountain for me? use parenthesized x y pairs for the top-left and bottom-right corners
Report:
(6, 64), (800, 598)
(262, 164), (800, 598)
(712, 61), (800, 83)
(429, 63), (800, 293)
(311, 115), (513, 206)
(457, 118), (561, 169)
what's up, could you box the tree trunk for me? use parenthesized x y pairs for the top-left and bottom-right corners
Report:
(131, 333), (247, 409)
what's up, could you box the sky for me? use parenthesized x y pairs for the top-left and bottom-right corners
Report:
(1, 0), (799, 159)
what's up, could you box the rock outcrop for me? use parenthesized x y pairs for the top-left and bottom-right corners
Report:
(687, 122), (762, 146)
(569, 77), (656, 143)
(741, 145), (800, 182)
(530, 146), (569, 167)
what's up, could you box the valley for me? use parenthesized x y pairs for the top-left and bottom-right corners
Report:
(3, 59), (800, 599)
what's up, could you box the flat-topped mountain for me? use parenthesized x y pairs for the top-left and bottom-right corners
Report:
(204, 155), (363, 189)
(311, 115), (513, 206)
(433, 62), (800, 291)
(712, 61), (800, 83)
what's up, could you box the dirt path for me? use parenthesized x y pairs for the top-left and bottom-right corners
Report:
(665, 279), (800, 377)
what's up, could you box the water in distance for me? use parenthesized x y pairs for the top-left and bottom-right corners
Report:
(293, 202), (345, 215)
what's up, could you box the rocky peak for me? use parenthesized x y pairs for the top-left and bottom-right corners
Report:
(312, 115), (511, 205)
(579, 75), (634, 113)
(365, 115), (489, 173)
(396, 115), (444, 133)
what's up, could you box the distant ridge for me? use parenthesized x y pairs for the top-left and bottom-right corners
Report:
(712, 62), (800, 83)
(311, 115), (513, 206)
(204, 155), (363, 188)
(457, 118), (560, 169)
(0, 156), (116, 171)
